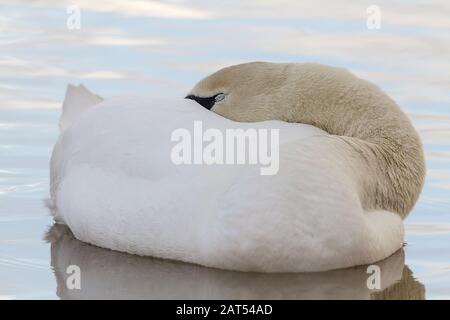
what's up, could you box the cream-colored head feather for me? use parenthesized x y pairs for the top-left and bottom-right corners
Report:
(187, 62), (426, 217)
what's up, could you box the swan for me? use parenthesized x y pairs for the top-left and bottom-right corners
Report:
(49, 62), (425, 272)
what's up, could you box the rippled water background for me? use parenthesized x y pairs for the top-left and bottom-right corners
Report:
(1, 0), (450, 299)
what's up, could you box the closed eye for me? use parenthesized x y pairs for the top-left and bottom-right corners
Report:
(185, 93), (225, 110)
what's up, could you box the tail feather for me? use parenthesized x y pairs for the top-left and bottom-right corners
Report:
(60, 84), (103, 132)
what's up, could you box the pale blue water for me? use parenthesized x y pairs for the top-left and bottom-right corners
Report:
(1, 0), (449, 299)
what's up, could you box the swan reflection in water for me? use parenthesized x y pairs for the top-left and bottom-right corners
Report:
(47, 224), (424, 300)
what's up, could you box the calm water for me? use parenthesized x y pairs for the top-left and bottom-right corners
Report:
(1, 0), (450, 299)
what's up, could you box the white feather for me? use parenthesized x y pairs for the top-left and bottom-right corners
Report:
(59, 84), (103, 132)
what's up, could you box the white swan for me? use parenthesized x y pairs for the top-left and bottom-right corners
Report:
(49, 62), (425, 272)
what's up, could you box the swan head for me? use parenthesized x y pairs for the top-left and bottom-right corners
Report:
(187, 61), (426, 217)
(186, 62), (298, 122)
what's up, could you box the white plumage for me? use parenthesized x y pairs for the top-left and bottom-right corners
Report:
(50, 83), (404, 272)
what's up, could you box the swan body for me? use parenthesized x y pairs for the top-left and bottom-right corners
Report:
(50, 62), (424, 272)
